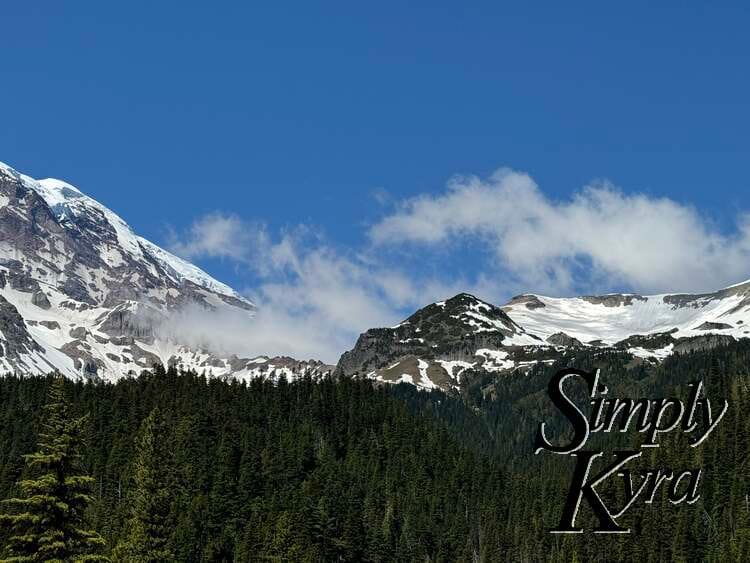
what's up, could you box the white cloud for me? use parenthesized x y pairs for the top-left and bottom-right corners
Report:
(370, 187), (392, 206)
(167, 167), (750, 361)
(168, 219), (454, 363)
(370, 168), (750, 295)
(167, 212), (263, 263)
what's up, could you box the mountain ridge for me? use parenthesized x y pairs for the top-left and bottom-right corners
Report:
(0, 161), (332, 381)
(2, 160), (749, 390)
(336, 281), (750, 391)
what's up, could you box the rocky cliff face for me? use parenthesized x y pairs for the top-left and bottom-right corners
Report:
(336, 293), (531, 375)
(0, 161), (331, 381)
(336, 293), (548, 390)
(4, 159), (750, 391)
(336, 283), (750, 392)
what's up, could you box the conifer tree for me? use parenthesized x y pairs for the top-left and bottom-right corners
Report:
(112, 408), (173, 562)
(0, 375), (107, 562)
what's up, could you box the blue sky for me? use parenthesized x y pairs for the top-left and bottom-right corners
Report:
(5, 2), (750, 359)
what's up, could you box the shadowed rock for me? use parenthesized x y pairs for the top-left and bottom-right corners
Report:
(546, 332), (584, 347)
(31, 290), (51, 310)
(694, 321), (733, 331)
(581, 294), (647, 307)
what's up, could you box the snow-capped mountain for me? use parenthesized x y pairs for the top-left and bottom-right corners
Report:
(0, 161), (331, 381)
(336, 293), (544, 389)
(502, 285), (750, 350)
(3, 159), (748, 390)
(337, 284), (750, 392)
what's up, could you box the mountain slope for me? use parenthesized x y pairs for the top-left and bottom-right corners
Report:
(0, 161), (331, 381)
(502, 284), (750, 354)
(3, 160), (748, 388)
(337, 284), (750, 392)
(336, 293), (546, 390)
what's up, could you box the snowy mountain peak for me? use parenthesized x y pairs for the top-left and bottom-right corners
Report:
(337, 282), (750, 392)
(5, 159), (750, 392)
(1, 163), (246, 303)
(0, 161), (298, 382)
(403, 292), (528, 338)
(501, 282), (750, 350)
(36, 177), (85, 199)
(336, 292), (542, 389)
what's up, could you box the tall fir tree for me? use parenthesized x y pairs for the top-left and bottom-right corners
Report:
(0, 375), (107, 562)
(112, 408), (174, 562)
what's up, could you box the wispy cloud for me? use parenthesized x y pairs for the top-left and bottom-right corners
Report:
(167, 212), (262, 263)
(370, 168), (750, 295)
(167, 220), (455, 362)
(167, 167), (750, 361)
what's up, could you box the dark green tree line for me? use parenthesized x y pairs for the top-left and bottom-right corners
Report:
(0, 376), (107, 562)
(0, 340), (750, 560)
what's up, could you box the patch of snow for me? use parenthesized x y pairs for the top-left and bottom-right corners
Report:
(137, 237), (246, 301)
